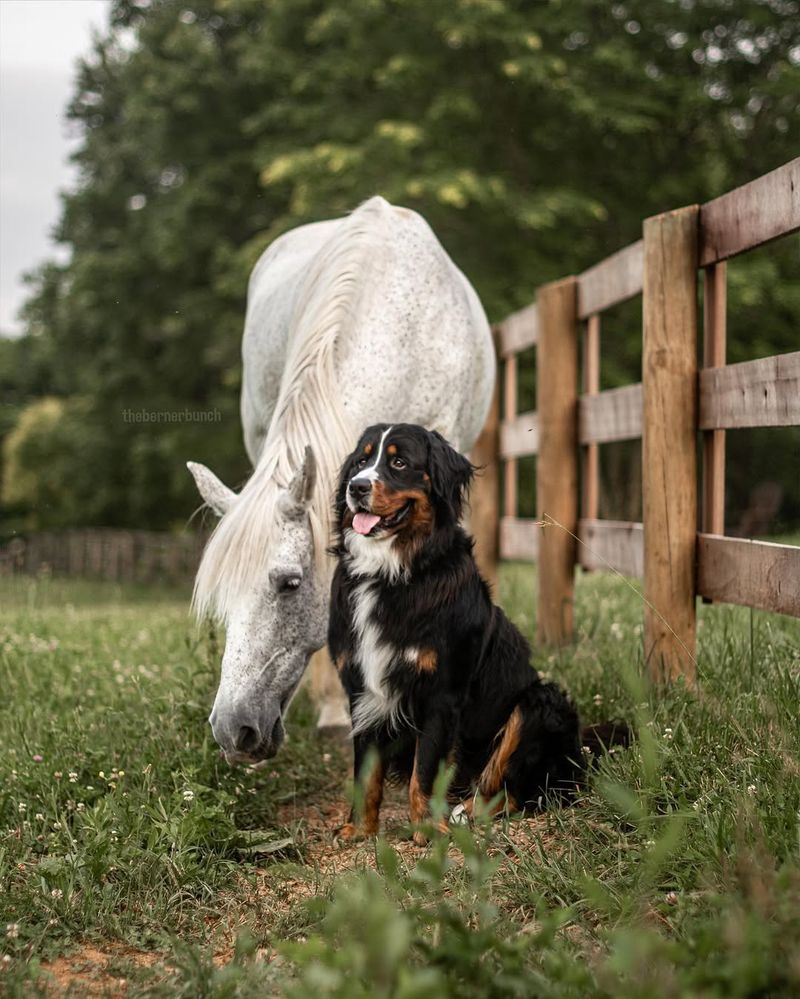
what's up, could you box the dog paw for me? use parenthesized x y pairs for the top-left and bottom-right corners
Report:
(336, 822), (361, 842)
(449, 803), (470, 826)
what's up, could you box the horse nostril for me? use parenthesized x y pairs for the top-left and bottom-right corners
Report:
(235, 725), (260, 753)
(349, 479), (372, 499)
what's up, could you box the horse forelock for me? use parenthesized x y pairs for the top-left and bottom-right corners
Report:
(192, 197), (392, 621)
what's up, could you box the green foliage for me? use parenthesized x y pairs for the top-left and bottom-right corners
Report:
(2, 569), (800, 994)
(1, 398), (116, 530)
(2, 0), (798, 531)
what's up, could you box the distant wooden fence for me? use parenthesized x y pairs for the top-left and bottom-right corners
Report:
(493, 158), (800, 684)
(0, 529), (206, 585)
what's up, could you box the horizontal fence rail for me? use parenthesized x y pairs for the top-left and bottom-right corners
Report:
(0, 529), (206, 585)
(699, 351), (800, 429)
(491, 157), (800, 682)
(500, 516), (540, 562)
(577, 239), (643, 318)
(500, 411), (538, 458)
(496, 302), (538, 356)
(579, 383), (643, 445)
(699, 158), (800, 266)
(697, 534), (800, 616)
(578, 519), (644, 579)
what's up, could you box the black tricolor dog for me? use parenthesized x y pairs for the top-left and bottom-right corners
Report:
(329, 423), (625, 843)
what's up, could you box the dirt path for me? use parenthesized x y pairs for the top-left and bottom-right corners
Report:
(37, 747), (559, 996)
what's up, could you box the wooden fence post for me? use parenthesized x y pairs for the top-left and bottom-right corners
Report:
(469, 345), (500, 588)
(642, 206), (699, 684)
(536, 276), (578, 644)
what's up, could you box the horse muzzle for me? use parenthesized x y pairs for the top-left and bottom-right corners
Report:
(209, 699), (285, 765)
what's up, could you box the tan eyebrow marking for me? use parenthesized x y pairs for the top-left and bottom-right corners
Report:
(363, 443), (373, 455)
(387, 444), (397, 455)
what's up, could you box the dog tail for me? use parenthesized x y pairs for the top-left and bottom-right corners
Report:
(579, 720), (632, 757)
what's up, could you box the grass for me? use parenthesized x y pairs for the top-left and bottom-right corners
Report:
(1, 568), (799, 996)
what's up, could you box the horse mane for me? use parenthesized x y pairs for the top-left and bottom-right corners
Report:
(192, 197), (391, 621)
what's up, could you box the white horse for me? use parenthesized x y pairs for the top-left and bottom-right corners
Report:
(188, 196), (494, 764)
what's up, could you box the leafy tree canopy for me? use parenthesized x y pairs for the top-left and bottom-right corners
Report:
(3, 0), (798, 532)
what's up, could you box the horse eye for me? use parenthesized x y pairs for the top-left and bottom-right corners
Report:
(280, 576), (301, 594)
(391, 457), (406, 470)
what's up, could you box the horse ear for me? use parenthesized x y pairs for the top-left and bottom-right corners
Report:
(427, 431), (474, 523)
(187, 461), (236, 517)
(281, 446), (317, 518)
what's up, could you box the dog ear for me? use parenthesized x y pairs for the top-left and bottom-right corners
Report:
(427, 430), (474, 523)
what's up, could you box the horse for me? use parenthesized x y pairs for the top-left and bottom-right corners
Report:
(187, 196), (494, 765)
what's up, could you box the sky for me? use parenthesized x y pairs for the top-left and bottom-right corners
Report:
(0, 0), (110, 335)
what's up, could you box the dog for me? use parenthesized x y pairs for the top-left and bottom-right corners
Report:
(328, 423), (625, 843)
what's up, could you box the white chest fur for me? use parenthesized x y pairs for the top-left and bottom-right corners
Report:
(349, 579), (404, 734)
(344, 528), (406, 582)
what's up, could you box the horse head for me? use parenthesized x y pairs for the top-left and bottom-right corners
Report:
(187, 447), (328, 764)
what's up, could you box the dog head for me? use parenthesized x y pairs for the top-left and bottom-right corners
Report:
(334, 424), (474, 559)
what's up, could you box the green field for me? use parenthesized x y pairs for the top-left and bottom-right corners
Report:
(1, 570), (799, 997)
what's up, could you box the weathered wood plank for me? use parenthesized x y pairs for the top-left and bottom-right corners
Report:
(499, 516), (540, 562)
(697, 534), (800, 616)
(503, 355), (518, 517)
(582, 315), (601, 521)
(500, 410), (538, 458)
(643, 205), (699, 684)
(496, 302), (538, 357)
(699, 158), (800, 265)
(702, 263), (727, 538)
(699, 351), (800, 429)
(536, 276), (578, 644)
(578, 240), (643, 319)
(578, 519), (643, 579)
(579, 383), (643, 445)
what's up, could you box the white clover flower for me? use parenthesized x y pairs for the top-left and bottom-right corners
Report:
(50, 888), (63, 899)
(5, 923), (19, 939)
(747, 784), (757, 796)
(182, 789), (195, 802)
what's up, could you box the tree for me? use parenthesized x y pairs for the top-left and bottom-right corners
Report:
(3, 0), (798, 532)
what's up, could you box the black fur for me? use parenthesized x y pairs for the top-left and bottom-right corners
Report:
(329, 423), (626, 833)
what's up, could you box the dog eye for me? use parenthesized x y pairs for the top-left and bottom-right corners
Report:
(356, 457), (367, 468)
(279, 576), (301, 594)
(390, 457), (406, 470)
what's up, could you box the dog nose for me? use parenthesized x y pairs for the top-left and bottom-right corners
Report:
(349, 478), (372, 500)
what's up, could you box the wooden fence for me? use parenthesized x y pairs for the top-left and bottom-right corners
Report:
(0, 529), (205, 585)
(493, 158), (800, 683)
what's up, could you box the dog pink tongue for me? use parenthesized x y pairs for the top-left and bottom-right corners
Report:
(353, 512), (381, 535)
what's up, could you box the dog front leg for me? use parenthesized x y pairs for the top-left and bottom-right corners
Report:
(409, 709), (454, 846)
(338, 732), (385, 841)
